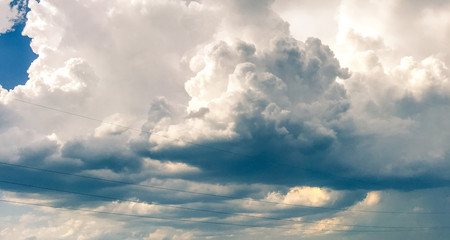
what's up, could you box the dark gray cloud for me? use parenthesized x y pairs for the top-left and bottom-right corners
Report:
(61, 137), (143, 173)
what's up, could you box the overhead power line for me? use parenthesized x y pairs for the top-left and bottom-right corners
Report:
(0, 198), (441, 233)
(0, 161), (448, 215)
(2, 179), (444, 230)
(3, 95), (450, 235)
(0, 199), (292, 230)
(13, 98), (406, 191)
(13, 98), (252, 158)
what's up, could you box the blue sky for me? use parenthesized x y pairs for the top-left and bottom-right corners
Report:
(0, 0), (36, 90)
(1, 0), (450, 239)
(0, 22), (37, 90)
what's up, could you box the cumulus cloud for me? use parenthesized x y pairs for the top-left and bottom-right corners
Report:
(94, 113), (133, 137)
(266, 186), (339, 207)
(138, 36), (352, 186)
(328, 3), (450, 181)
(1, 0), (450, 239)
(272, 0), (341, 45)
(336, 0), (450, 61)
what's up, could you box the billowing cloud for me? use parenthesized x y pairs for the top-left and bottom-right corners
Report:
(137, 36), (353, 187)
(1, 0), (450, 239)
(266, 186), (339, 207)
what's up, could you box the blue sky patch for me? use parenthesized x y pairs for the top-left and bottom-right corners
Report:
(0, 0), (37, 90)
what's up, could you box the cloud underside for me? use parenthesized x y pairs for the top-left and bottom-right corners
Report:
(1, 0), (450, 239)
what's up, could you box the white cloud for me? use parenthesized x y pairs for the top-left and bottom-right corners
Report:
(2, 0), (450, 239)
(0, 0), (26, 34)
(0, 196), (123, 240)
(94, 113), (133, 137)
(335, 0), (450, 65)
(266, 186), (339, 207)
(360, 191), (381, 207)
(144, 228), (195, 240)
(300, 217), (348, 236)
(143, 158), (200, 175)
(1, 0), (221, 142)
(146, 37), (349, 152)
(272, 0), (341, 45)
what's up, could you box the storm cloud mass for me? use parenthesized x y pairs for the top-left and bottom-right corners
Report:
(1, 0), (450, 239)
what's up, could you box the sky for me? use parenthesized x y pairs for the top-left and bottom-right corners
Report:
(0, 0), (450, 239)
(0, 0), (36, 90)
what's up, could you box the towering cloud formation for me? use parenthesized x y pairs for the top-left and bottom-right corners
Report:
(1, 0), (450, 239)
(141, 36), (352, 185)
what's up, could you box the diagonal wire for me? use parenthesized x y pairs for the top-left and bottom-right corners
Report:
(12, 97), (397, 190)
(13, 98), (252, 158)
(1, 160), (449, 215)
(14, 97), (438, 192)
(0, 198), (439, 233)
(2, 179), (445, 230)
